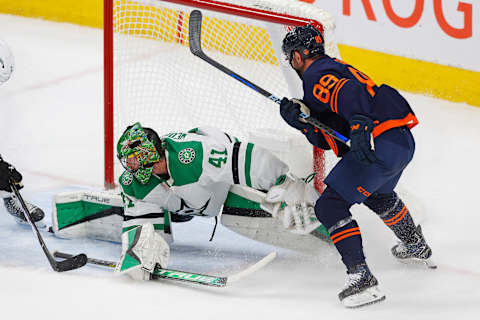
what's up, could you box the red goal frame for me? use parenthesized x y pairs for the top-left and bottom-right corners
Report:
(104, 0), (326, 191)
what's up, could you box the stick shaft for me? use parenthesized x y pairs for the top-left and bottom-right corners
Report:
(10, 184), (87, 272)
(54, 251), (116, 268)
(188, 10), (349, 146)
(11, 183), (58, 267)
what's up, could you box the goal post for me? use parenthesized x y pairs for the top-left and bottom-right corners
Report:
(104, 0), (340, 190)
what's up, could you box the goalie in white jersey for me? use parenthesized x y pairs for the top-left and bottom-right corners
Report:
(114, 122), (321, 280)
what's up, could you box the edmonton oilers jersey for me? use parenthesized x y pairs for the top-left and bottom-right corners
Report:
(300, 55), (418, 156)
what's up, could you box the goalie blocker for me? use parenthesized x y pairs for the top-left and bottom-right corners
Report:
(51, 187), (330, 253)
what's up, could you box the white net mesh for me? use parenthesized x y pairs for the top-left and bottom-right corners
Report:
(111, 0), (339, 181)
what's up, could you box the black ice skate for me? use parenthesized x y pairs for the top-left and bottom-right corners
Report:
(391, 225), (436, 269)
(3, 195), (46, 228)
(338, 263), (386, 308)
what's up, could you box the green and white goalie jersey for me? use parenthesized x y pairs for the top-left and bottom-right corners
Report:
(119, 126), (289, 226)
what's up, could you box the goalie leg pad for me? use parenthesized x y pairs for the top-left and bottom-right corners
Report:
(222, 185), (330, 253)
(115, 223), (170, 281)
(52, 191), (124, 242)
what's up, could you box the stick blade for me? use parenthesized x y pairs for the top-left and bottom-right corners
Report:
(54, 253), (88, 272)
(188, 10), (203, 55)
(227, 252), (277, 283)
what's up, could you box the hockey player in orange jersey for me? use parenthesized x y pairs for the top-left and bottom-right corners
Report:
(279, 24), (435, 308)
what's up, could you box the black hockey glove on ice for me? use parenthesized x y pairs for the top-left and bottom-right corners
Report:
(349, 114), (377, 165)
(0, 158), (23, 192)
(279, 98), (309, 131)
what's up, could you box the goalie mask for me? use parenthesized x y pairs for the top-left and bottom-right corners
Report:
(0, 39), (15, 85)
(117, 122), (161, 184)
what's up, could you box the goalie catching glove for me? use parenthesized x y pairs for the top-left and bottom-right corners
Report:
(115, 223), (170, 280)
(262, 174), (320, 234)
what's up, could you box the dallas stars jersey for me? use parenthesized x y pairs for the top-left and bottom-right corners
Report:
(119, 127), (288, 229)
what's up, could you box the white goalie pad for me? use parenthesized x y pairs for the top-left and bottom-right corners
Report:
(115, 223), (170, 281)
(52, 190), (174, 244)
(52, 191), (125, 242)
(221, 185), (330, 254)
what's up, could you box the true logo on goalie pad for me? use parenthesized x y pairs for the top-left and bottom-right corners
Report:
(178, 148), (196, 164)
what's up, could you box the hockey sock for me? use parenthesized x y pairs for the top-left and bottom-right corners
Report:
(315, 186), (366, 269)
(330, 219), (366, 268)
(364, 192), (417, 243)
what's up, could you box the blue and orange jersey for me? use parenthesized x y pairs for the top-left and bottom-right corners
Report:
(300, 55), (418, 156)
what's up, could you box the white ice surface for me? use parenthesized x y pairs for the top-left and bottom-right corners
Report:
(1, 14), (480, 319)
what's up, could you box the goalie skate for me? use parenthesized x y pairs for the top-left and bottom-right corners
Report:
(391, 225), (437, 269)
(3, 196), (46, 228)
(338, 263), (386, 308)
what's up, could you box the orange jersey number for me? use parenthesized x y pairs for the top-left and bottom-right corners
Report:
(347, 67), (377, 97)
(313, 74), (340, 103)
(335, 59), (377, 97)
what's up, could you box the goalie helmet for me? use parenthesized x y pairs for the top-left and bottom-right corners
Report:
(0, 39), (14, 85)
(117, 123), (162, 184)
(282, 24), (325, 62)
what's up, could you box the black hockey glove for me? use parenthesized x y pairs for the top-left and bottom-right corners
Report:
(349, 114), (377, 165)
(279, 98), (309, 131)
(0, 159), (23, 192)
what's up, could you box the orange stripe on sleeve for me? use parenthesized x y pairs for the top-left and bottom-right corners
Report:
(321, 131), (338, 156)
(329, 81), (340, 113)
(329, 78), (344, 113)
(333, 79), (348, 114)
(329, 79), (348, 114)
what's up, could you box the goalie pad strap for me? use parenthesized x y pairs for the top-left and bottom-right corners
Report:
(224, 132), (233, 143)
(232, 141), (241, 184)
(124, 212), (164, 221)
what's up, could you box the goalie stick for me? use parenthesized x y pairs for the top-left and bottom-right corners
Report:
(188, 9), (349, 146)
(9, 182), (87, 272)
(54, 251), (277, 287)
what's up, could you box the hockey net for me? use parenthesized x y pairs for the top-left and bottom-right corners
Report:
(104, 0), (340, 190)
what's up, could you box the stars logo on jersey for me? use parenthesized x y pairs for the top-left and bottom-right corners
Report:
(178, 148), (196, 164)
(122, 171), (133, 186)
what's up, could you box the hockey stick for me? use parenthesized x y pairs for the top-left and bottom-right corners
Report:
(188, 10), (349, 146)
(9, 182), (87, 272)
(54, 251), (277, 287)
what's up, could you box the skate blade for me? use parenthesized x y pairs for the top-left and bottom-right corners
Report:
(397, 257), (437, 269)
(341, 286), (386, 308)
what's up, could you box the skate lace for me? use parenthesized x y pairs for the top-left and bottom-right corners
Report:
(395, 241), (409, 253)
(343, 272), (363, 289)
(395, 236), (426, 256)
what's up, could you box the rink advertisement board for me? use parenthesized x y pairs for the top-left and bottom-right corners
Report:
(310, 0), (479, 107)
(0, 0), (478, 107)
(314, 0), (477, 72)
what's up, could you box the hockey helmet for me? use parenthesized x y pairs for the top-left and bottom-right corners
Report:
(117, 122), (162, 184)
(0, 39), (15, 85)
(282, 24), (325, 63)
